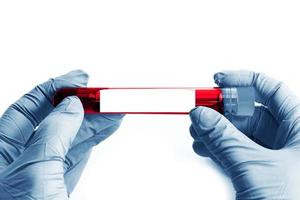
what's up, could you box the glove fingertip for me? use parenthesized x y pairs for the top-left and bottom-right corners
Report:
(190, 106), (222, 128)
(55, 96), (84, 115)
(213, 72), (227, 85)
(55, 69), (90, 88)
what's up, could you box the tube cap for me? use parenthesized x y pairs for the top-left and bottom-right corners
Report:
(221, 87), (255, 116)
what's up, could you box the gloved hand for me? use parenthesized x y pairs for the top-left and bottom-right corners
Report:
(189, 71), (300, 199)
(0, 70), (124, 199)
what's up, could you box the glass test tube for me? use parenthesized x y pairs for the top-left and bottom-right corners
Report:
(53, 87), (255, 116)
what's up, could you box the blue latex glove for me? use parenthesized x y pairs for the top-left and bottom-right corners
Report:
(0, 70), (124, 199)
(190, 71), (300, 199)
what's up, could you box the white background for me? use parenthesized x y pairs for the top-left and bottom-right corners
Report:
(1, 1), (300, 199)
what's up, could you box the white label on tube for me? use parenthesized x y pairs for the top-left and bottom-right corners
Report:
(100, 89), (195, 113)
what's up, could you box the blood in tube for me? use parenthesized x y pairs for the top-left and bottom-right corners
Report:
(53, 87), (254, 116)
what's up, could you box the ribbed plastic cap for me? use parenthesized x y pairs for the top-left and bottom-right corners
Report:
(221, 87), (255, 116)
